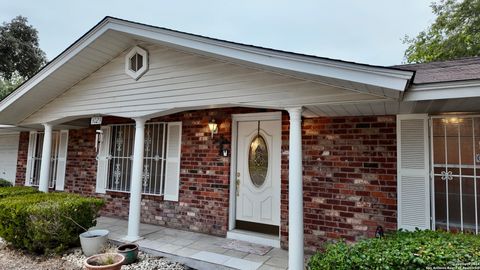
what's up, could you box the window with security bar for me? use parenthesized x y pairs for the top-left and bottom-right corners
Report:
(431, 116), (480, 234)
(29, 132), (61, 188)
(106, 123), (167, 195)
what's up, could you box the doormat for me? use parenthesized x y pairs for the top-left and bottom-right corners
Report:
(220, 240), (273, 256)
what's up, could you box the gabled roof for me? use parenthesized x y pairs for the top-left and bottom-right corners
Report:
(0, 16), (415, 125)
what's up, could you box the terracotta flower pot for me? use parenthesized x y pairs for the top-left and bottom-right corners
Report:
(116, 243), (139, 264)
(84, 253), (125, 270)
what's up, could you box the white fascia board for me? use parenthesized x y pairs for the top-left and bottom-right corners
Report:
(0, 20), (111, 113)
(108, 19), (413, 91)
(404, 80), (480, 101)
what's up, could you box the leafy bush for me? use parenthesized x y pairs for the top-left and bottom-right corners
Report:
(0, 192), (105, 254)
(0, 179), (12, 187)
(0, 186), (39, 198)
(308, 230), (480, 270)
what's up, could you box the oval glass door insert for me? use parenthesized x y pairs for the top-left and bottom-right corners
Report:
(249, 135), (268, 187)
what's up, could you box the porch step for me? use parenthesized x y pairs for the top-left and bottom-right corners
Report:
(226, 229), (280, 248)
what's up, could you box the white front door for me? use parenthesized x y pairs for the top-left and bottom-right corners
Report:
(236, 120), (281, 226)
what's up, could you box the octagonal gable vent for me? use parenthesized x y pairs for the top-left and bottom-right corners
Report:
(125, 46), (148, 80)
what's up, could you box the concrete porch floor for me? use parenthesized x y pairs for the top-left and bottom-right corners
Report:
(93, 216), (288, 270)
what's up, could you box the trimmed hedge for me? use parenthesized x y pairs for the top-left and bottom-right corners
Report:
(0, 179), (12, 187)
(0, 186), (39, 198)
(308, 230), (480, 270)
(0, 192), (105, 254)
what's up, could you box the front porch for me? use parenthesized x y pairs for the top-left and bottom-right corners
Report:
(94, 216), (289, 270)
(0, 17), (424, 270)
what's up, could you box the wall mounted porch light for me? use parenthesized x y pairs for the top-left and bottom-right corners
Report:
(208, 119), (218, 138)
(441, 117), (463, 124)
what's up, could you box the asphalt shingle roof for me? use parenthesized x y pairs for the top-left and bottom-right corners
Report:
(394, 57), (480, 84)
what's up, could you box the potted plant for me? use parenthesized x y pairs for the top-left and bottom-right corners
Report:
(63, 214), (110, 256)
(79, 229), (110, 256)
(84, 253), (125, 270)
(116, 243), (139, 264)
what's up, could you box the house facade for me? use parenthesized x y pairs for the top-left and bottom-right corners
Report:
(1, 17), (479, 269)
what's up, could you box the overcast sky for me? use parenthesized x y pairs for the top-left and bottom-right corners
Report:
(1, 0), (434, 66)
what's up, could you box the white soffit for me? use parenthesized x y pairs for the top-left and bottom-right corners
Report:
(0, 26), (135, 124)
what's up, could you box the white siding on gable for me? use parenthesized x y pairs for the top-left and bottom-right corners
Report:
(397, 114), (431, 231)
(22, 43), (387, 125)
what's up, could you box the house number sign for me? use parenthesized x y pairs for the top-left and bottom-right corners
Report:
(91, 116), (103, 125)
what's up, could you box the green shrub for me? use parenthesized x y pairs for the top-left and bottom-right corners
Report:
(0, 192), (105, 254)
(0, 179), (12, 187)
(308, 230), (480, 270)
(0, 186), (39, 198)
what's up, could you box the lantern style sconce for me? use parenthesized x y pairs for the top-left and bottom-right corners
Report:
(375, 225), (384, 238)
(208, 119), (218, 138)
(217, 135), (230, 157)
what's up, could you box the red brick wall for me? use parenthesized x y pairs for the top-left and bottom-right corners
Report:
(15, 132), (29, 186)
(63, 127), (98, 195)
(15, 110), (397, 252)
(281, 115), (397, 252)
(65, 108), (266, 236)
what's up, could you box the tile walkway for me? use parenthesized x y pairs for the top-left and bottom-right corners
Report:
(94, 216), (288, 270)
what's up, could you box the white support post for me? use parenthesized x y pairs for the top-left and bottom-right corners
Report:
(287, 107), (304, 270)
(39, 123), (53, 193)
(124, 117), (147, 242)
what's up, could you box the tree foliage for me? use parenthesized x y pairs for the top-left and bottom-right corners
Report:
(0, 16), (46, 80)
(404, 0), (480, 63)
(0, 74), (23, 100)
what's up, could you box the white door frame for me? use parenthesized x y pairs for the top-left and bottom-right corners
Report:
(229, 112), (282, 231)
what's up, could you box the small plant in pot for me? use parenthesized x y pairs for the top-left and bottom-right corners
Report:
(84, 253), (125, 270)
(116, 243), (139, 264)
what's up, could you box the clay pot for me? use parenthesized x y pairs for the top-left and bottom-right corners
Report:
(84, 253), (125, 270)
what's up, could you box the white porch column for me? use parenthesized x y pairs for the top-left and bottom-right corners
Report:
(125, 117), (147, 242)
(287, 107), (304, 270)
(39, 123), (53, 193)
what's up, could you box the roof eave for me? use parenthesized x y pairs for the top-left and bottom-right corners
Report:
(0, 18), (112, 113)
(404, 79), (480, 101)
(0, 16), (414, 119)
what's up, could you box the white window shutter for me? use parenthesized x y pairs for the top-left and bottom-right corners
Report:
(164, 122), (182, 201)
(25, 131), (37, 186)
(397, 114), (430, 230)
(55, 130), (69, 191)
(96, 126), (111, 193)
